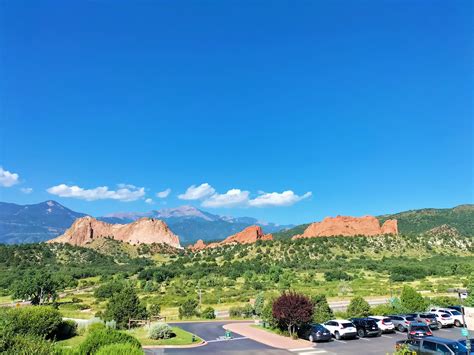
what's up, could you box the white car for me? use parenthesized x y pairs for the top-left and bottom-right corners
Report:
(430, 308), (463, 327)
(323, 319), (357, 340)
(369, 316), (395, 333)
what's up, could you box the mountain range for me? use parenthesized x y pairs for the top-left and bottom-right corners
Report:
(0, 201), (292, 245)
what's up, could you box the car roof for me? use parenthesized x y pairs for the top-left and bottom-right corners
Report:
(327, 319), (352, 322)
(423, 336), (462, 344)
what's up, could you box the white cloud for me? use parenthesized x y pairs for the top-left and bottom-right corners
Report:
(248, 190), (312, 207)
(0, 167), (20, 187)
(156, 188), (171, 198)
(201, 189), (250, 208)
(20, 187), (33, 194)
(46, 183), (145, 201)
(178, 183), (215, 200)
(145, 198), (154, 204)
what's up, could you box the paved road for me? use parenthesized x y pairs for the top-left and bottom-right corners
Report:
(144, 322), (473, 355)
(144, 321), (291, 355)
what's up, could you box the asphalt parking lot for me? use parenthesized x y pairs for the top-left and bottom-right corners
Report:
(144, 322), (473, 355)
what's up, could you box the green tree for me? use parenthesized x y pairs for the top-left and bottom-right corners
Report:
(254, 292), (265, 317)
(104, 286), (147, 329)
(148, 303), (161, 318)
(312, 294), (334, 323)
(400, 286), (426, 312)
(12, 271), (58, 305)
(201, 307), (216, 319)
(346, 296), (371, 318)
(178, 299), (199, 319)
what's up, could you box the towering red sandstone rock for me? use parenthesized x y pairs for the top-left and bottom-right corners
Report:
(292, 216), (398, 240)
(48, 216), (181, 248)
(188, 225), (273, 250)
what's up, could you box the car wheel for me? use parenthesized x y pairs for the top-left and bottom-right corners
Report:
(437, 321), (443, 329)
(397, 324), (405, 332)
(357, 329), (365, 338)
(335, 331), (341, 340)
(309, 335), (314, 342)
(454, 320), (461, 327)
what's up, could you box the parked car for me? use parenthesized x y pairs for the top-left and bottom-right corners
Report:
(448, 305), (463, 313)
(432, 312), (455, 328)
(298, 323), (332, 342)
(407, 322), (433, 340)
(323, 319), (358, 340)
(414, 313), (439, 330)
(389, 314), (416, 332)
(396, 337), (471, 355)
(349, 317), (382, 338)
(458, 338), (474, 352)
(430, 308), (464, 327)
(369, 316), (395, 333)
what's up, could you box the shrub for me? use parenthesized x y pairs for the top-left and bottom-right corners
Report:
(2, 306), (63, 339)
(96, 343), (144, 355)
(148, 322), (172, 340)
(78, 327), (141, 355)
(272, 291), (313, 337)
(229, 306), (243, 318)
(242, 303), (254, 318)
(201, 307), (216, 319)
(400, 286), (427, 312)
(324, 270), (353, 281)
(346, 296), (371, 318)
(56, 320), (78, 340)
(0, 334), (58, 355)
(312, 294), (334, 323)
(148, 303), (161, 317)
(71, 297), (83, 303)
(178, 299), (199, 319)
(254, 292), (265, 316)
(104, 286), (147, 329)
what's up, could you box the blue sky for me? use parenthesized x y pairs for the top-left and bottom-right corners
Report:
(0, 0), (472, 224)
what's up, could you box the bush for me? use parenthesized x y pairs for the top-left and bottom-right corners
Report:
(229, 306), (243, 318)
(272, 291), (313, 337)
(148, 303), (161, 317)
(0, 334), (58, 355)
(178, 299), (199, 319)
(347, 296), (371, 318)
(56, 320), (78, 340)
(1, 306), (63, 339)
(104, 286), (147, 329)
(400, 286), (427, 312)
(254, 292), (265, 316)
(312, 295), (334, 323)
(148, 322), (172, 340)
(201, 307), (216, 319)
(324, 270), (353, 281)
(78, 327), (141, 355)
(96, 343), (144, 355)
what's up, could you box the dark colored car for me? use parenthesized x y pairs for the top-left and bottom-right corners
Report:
(407, 322), (433, 340)
(415, 313), (439, 330)
(350, 317), (382, 338)
(396, 337), (471, 355)
(298, 323), (332, 342)
(448, 305), (463, 313)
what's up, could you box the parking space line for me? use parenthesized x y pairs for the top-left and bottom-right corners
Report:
(359, 337), (370, 341)
(298, 351), (327, 354)
(438, 329), (449, 332)
(382, 335), (393, 338)
(333, 339), (347, 344)
(289, 347), (315, 352)
(206, 336), (248, 343)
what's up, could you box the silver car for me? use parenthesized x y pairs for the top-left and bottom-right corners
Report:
(388, 315), (416, 332)
(415, 313), (439, 330)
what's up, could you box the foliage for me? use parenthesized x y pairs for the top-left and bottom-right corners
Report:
(0, 333), (59, 355)
(400, 286), (427, 312)
(94, 280), (125, 299)
(148, 322), (172, 340)
(95, 343), (144, 355)
(272, 291), (313, 336)
(12, 271), (58, 305)
(347, 296), (371, 318)
(178, 299), (199, 319)
(254, 292), (265, 316)
(312, 294), (333, 323)
(56, 319), (78, 340)
(148, 303), (161, 317)
(0, 306), (62, 339)
(201, 306), (216, 319)
(78, 327), (141, 355)
(324, 270), (353, 282)
(104, 286), (147, 329)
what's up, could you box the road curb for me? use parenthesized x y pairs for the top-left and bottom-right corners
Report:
(142, 340), (207, 349)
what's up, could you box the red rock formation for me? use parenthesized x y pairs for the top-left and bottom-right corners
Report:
(188, 226), (273, 250)
(292, 216), (398, 240)
(48, 216), (182, 248)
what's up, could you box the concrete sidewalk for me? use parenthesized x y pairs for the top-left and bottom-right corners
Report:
(223, 322), (314, 350)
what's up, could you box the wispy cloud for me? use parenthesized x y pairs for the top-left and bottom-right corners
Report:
(202, 189), (250, 208)
(20, 187), (33, 194)
(248, 191), (312, 207)
(0, 167), (20, 187)
(46, 183), (145, 201)
(178, 183), (215, 200)
(156, 188), (171, 198)
(145, 198), (154, 204)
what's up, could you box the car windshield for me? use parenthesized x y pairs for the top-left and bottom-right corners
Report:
(446, 342), (468, 352)
(341, 323), (354, 328)
(313, 325), (326, 331)
(441, 314), (451, 318)
(383, 318), (392, 322)
(420, 314), (436, 319)
(450, 310), (461, 315)
(411, 325), (428, 331)
(406, 316), (416, 321)
(366, 320), (377, 326)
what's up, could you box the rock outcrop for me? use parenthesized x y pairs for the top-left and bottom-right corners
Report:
(292, 216), (398, 239)
(189, 226), (272, 251)
(48, 216), (181, 248)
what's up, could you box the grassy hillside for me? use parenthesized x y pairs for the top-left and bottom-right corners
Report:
(378, 204), (474, 236)
(274, 204), (474, 239)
